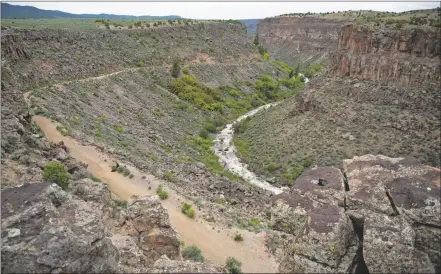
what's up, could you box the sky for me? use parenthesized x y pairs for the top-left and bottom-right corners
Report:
(8, 1), (441, 19)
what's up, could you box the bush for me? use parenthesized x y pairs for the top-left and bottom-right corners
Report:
(234, 233), (243, 241)
(199, 128), (209, 139)
(170, 59), (181, 78)
(156, 184), (169, 200)
(226, 257), (242, 274)
(43, 161), (70, 190)
(182, 245), (205, 262)
(162, 171), (176, 182)
(115, 125), (126, 134)
(181, 202), (195, 218)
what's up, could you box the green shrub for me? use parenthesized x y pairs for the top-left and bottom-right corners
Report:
(302, 158), (313, 168)
(115, 125), (126, 134)
(186, 208), (195, 218)
(199, 128), (209, 139)
(234, 233), (243, 241)
(112, 164), (131, 177)
(226, 257), (242, 274)
(168, 75), (224, 112)
(248, 218), (261, 228)
(42, 161), (70, 190)
(182, 245), (205, 262)
(181, 202), (195, 218)
(170, 59), (181, 78)
(156, 184), (169, 200)
(163, 171), (176, 182)
(56, 125), (69, 136)
(253, 33), (259, 45)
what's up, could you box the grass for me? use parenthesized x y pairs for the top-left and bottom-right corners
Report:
(234, 233), (244, 242)
(88, 174), (102, 182)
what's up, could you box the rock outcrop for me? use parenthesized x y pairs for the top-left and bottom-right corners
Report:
(257, 16), (345, 66)
(1, 179), (218, 273)
(330, 24), (440, 91)
(273, 155), (440, 273)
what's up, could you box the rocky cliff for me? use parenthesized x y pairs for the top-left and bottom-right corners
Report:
(257, 16), (345, 66)
(271, 155), (440, 273)
(1, 179), (219, 273)
(330, 24), (440, 90)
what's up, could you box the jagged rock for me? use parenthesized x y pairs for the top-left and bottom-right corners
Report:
(149, 255), (219, 273)
(1, 183), (119, 273)
(274, 167), (358, 272)
(126, 195), (180, 264)
(343, 154), (404, 216)
(344, 155), (440, 273)
(71, 178), (112, 206)
(363, 212), (435, 273)
(109, 235), (149, 273)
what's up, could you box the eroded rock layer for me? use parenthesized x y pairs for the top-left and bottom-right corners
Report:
(330, 24), (440, 90)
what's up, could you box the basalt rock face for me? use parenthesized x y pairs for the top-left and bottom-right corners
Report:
(274, 155), (440, 273)
(330, 24), (441, 91)
(1, 180), (217, 273)
(257, 16), (345, 66)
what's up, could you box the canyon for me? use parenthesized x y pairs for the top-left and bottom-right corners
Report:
(2, 6), (440, 274)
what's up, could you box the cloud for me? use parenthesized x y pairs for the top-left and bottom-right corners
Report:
(8, 1), (440, 19)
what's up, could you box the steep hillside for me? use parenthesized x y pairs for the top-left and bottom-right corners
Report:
(2, 21), (294, 228)
(234, 23), (440, 186)
(256, 16), (346, 67)
(1, 22), (254, 90)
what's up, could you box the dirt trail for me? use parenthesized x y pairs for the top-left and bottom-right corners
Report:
(31, 115), (278, 273)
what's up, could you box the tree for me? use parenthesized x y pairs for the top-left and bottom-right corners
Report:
(170, 59), (181, 78)
(253, 33), (259, 46)
(294, 63), (300, 77)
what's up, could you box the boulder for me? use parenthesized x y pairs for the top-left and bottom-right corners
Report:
(71, 178), (112, 206)
(109, 235), (149, 273)
(125, 195), (180, 263)
(1, 183), (119, 273)
(344, 155), (440, 273)
(363, 212), (435, 273)
(149, 255), (219, 273)
(274, 167), (358, 272)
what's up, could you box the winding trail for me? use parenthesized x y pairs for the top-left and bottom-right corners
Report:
(23, 69), (280, 273)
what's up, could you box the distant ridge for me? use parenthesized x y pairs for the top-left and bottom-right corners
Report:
(1, 3), (182, 19)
